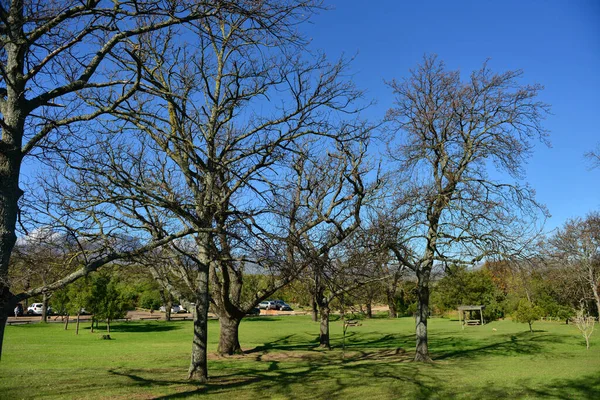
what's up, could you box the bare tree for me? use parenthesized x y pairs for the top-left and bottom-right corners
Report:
(574, 307), (596, 350)
(0, 0), (244, 361)
(32, 1), (367, 381)
(550, 212), (600, 316)
(384, 55), (549, 362)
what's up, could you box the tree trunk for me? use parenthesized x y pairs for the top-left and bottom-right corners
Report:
(528, 321), (533, 333)
(64, 315), (69, 330)
(166, 298), (172, 322)
(0, 5), (29, 361)
(588, 269), (600, 319)
(106, 319), (110, 334)
(319, 304), (330, 349)
(387, 291), (398, 318)
(414, 271), (432, 362)
(217, 315), (242, 355)
(366, 302), (372, 319)
(311, 296), (318, 322)
(188, 290), (209, 383)
(76, 313), (81, 335)
(90, 317), (94, 333)
(41, 293), (49, 323)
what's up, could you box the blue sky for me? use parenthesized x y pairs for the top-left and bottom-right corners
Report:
(303, 0), (600, 232)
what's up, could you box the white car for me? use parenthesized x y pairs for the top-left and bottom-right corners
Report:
(159, 305), (183, 313)
(27, 303), (51, 315)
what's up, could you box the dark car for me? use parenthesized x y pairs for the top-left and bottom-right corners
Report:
(247, 307), (260, 316)
(272, 300), (286, 310)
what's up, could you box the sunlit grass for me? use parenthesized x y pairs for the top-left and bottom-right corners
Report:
(1, 316), (599, 399)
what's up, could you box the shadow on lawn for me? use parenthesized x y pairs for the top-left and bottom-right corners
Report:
(108, 359), (600, 400)
(432, 331), (564, 361)
(106, 328), (592, 399)
(84, 322), (182, 333)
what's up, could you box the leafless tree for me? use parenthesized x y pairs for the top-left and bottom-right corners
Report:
(0, 0), (251, 361)
(31, 1), (368, 381)
(550, 212), (600, 316)
(384, 55), (550, 362)
(574, 307), (596, 350)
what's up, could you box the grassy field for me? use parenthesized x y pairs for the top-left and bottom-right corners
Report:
(1, 315), (599, 399)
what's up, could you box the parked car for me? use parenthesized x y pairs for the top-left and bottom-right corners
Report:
(159, 304), (184, 313)
(247, 307), (260, 316)
(272, 300), (289, 310)
(280, 304), (293, 311)
(258, 301), (271, 309)
(26, 303), (51, 315)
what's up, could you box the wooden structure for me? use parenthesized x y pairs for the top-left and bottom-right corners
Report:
(458, 305), (485, 327)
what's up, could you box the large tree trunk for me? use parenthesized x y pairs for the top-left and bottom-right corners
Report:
(414, 270), (432, 362)
(165, 298), (172, 322)
(217, 315), (242, 355)
(387, 291), (398, 318)
(0, 142), (21, 360)
(365, 301), (372, 319)
(0, 6), (27, 360)
(319, 304), (330, 349)
(188, 269), (210, 383)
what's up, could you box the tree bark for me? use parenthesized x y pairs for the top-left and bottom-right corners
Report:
(387, 291), (398, 318)
(0, 3), (27, 360)
(319, 304), (331, 349)
(414, 270), (432, 362)
(165, 298), (172, 322)
(188, 282), (209, 383)
(64, 315), (69, 330)
(41, 293), (49, 323)
(365, 301), (372, 319)
(588, 267), (600, 318)
(311, 296), (318, 322)
(76, 313), (81, 335)
(217, 315), (242, 355)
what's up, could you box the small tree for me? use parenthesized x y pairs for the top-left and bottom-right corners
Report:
(515, 299), (542, 333)
(574, 308), (596, 350)
(67, 279), (92, 335)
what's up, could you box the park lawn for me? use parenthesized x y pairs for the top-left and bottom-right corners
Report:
(1, 316), (599, 399)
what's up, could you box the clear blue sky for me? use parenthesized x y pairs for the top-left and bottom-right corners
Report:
(303, 0), (600, 232)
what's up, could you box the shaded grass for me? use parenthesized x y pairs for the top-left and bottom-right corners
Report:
(1, 316), (599, 399)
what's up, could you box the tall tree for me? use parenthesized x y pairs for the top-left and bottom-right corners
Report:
(33, 1), (364, 381)
(550, 212), (600, 316)
(0, 0), (237, 361)
(384, 55), (549, 361)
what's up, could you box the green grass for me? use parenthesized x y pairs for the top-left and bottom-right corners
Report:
(1, 316), (599, 399)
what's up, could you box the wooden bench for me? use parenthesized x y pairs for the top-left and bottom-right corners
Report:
(139, 316), (161, 321)
(344, 320), (362, 327)
(6, 320), (35, 326)
(170, 316), (190, 321)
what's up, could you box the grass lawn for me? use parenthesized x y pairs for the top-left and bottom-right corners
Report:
(1, 315), (599, 399)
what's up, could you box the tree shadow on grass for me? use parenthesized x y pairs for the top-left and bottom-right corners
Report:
(85, 322), (182, 333)
(108, 356), (600, 400)
(432, 331), (564, 361)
